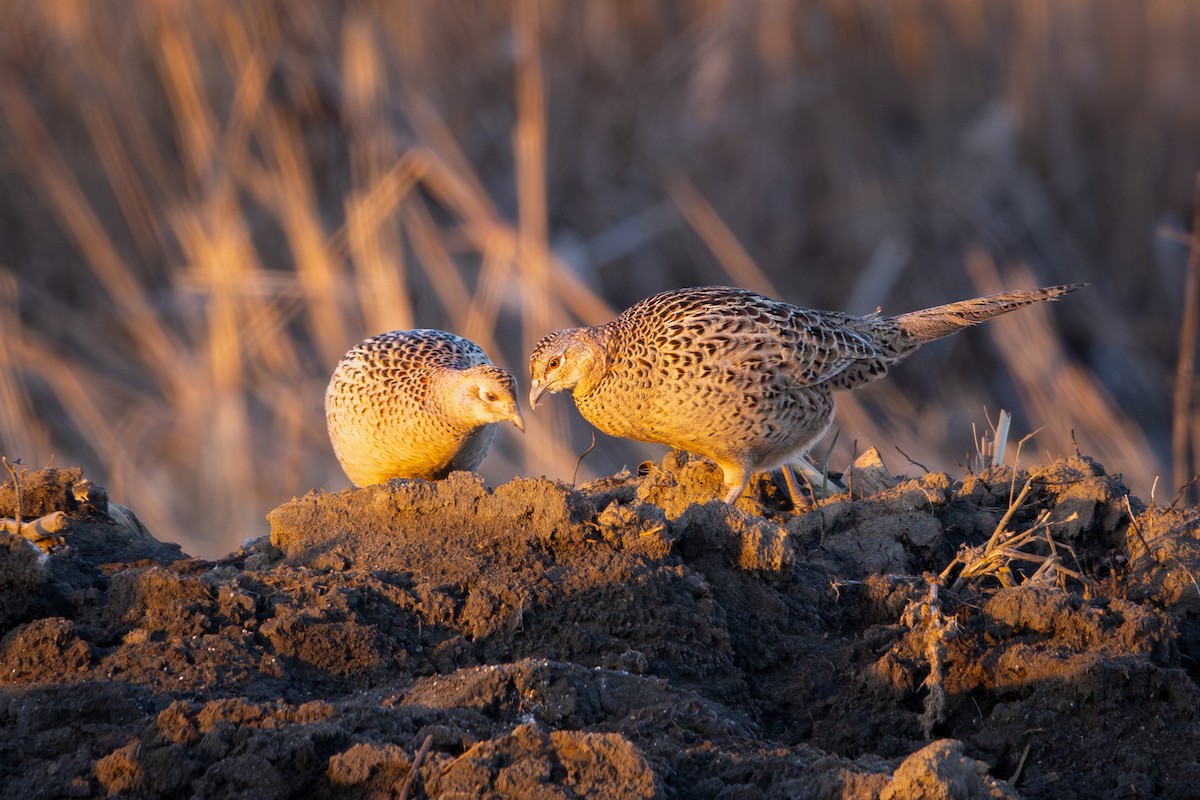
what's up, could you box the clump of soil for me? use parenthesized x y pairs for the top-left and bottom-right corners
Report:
(1, 455), (1198, 798)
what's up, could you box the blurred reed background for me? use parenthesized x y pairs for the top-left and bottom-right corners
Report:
(1, 1), (1197, 557)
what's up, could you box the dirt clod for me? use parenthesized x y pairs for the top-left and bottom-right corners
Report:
(2, 454), (1199, 797)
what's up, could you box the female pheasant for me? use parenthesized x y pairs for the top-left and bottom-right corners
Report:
(327, 329), (524, 487)
(529, 285), (1079, 503)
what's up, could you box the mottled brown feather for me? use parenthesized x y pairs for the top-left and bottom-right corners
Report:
(326, 329), (523, 486)
(529, 284), (1080, 502)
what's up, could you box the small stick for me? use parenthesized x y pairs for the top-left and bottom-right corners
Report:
(571, 430), (597, 487)
(1123, 494), (1159, 566)
(1171, 556), (1200, 601)
(971, 420), (982, 473)
(1010, 740), (1033, 786)
(1010, 427), (1045, 503)
(1170, 472), (1200, 511)
(2, 457), (23, 531)
(985, 474), (1038, 552)
(798, 462), (819, 506)
(937, 552), (964, 585)
(397, 733), (435, 800)
(991, 409), (1012, 468)
(895, 445), (929, 474)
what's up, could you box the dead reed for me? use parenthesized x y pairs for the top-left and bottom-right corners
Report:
(939, 472), (1091, 595)
(0, 1), (1194, 555)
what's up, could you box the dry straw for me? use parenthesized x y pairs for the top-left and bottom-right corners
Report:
(0, 1), (1191, 554)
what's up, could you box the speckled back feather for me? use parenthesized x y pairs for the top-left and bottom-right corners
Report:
(326, 329), (522, 486)
(529, 284), (1080, 503)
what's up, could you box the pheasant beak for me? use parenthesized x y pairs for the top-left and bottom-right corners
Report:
(510, 406), (526, 433)
(529, 381), (546, 409)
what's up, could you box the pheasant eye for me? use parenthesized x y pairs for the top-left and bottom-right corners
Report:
(484, 391), (498, 402)
(547, 356), (561, 370)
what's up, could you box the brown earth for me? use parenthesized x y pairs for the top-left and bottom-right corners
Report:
(1, 454), (1198, 799)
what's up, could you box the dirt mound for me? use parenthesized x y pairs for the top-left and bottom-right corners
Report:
(1, 455), (1198, 797)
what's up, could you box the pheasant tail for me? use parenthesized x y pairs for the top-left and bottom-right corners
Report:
(895, 284), (1083, 344)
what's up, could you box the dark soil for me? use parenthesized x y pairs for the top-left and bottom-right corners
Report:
(1, 454), (1198, 798)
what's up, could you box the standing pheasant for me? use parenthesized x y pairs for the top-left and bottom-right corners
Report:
(528, 285), (1080, 504)
(326, 330), (524, 487)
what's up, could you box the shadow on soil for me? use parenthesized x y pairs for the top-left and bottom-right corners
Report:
(1, 453), (1198, 798)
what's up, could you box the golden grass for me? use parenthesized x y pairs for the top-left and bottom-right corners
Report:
(0, 1), (1194, 555)
(939, 473), (1091, 596)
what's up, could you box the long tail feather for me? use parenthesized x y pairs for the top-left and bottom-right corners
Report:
(895, 284), (1083, 343)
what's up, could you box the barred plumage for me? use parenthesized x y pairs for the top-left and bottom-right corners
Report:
(326, 329), (524, 487)
(529, 284), (1079, 504)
